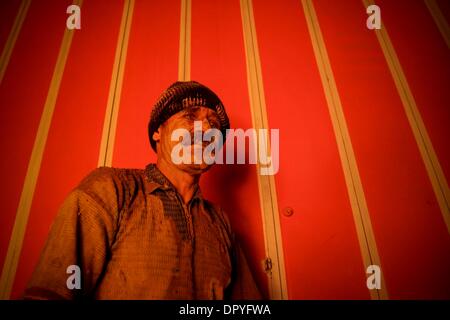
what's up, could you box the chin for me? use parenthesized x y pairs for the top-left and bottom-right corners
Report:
(180, 162), (213, 175)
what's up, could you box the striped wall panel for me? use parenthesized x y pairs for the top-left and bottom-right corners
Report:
(0, 0), (448, 299)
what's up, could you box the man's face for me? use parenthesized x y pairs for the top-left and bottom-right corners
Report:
(153, 106), (221, 174)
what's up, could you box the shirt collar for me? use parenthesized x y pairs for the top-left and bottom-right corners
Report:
(144, 163), (203, 203)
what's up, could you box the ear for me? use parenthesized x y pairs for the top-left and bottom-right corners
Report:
(152, 128), (161, 143)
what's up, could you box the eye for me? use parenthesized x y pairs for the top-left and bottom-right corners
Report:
(208, 118), (220, 129)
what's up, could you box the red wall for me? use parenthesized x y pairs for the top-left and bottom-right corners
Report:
(0, 0), (449, 299)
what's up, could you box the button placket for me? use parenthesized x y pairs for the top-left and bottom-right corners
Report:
(181, 199), (194, 241)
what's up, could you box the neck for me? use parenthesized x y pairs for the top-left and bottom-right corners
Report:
(156, 158), (200, 204)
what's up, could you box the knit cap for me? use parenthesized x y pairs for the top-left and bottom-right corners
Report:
(148, 81), (230, 152)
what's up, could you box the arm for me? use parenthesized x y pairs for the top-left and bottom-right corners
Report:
(24, 168), (123, 300)
(227, 235), (263, 300)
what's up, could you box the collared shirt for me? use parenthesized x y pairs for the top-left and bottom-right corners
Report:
(24, 164), (262, 300)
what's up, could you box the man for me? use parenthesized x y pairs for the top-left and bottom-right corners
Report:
(24, 81), (262, 300)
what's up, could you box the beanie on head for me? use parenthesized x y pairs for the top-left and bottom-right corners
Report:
(148, 81), (230, 152)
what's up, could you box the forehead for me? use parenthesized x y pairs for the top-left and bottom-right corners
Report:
(162, 106), (219, 128)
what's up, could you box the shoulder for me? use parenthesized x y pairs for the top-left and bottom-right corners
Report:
(75, 166), (145, 213)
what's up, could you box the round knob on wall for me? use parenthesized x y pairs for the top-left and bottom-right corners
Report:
(283, 207), (294, 217)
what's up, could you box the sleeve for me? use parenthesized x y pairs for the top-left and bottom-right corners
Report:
(227, 235), (263, 300)
(23, 167), (124, 300)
